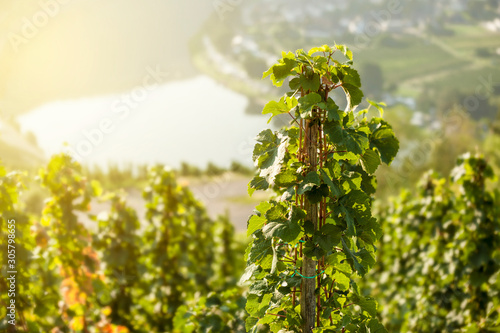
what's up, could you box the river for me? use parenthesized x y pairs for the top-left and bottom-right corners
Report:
(18, 75), (269, 168)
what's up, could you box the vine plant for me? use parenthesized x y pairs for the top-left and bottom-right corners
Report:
(366, 153), (500, 331)
(241, 45), (399, 332)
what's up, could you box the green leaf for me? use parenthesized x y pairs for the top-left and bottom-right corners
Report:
(318, 98), (341, 121)
(255, 201), (272, 215)
(360, 149), (381, 175)
(368, 319), (388, 333)
(262, 220), (300, 243)
(335, 44), (353, 61)
(303, 240), (326, 260)
(332, 270), (350, 291)
(298, 92), (322, 112)
(249, 232), (273, 265)
(265, 202), (287, 221)
(305, 183), (329, 204)
(340, 66), (361, 87)
(326, 252), (352, 275)
(356, 248), (376, 270)
(342, 238), (366, 276)
(264, 56), (297, 87)
(308, 44), (332, 55)
(314, 224), (342, 251)
(262, 97), (298, 123)
(248, 176), (269, 196)
(340, 205), (356, 237)
(320, 169), (343, 197)
(247, 215), (267, 237)
(262, 205), (303, 242)
(254, 131), (289, 185)
(370, 127), (399, 165)
(298, 171), (321, 194)
(324, 121), (369, 156)
(245, 316), (259, 331)
(240, 263), (259, 284)
(356, 296), (378, 317)
(299, 73), (321, 92)
(262, 100), (287, 123)
(342, 172), (363, 191)
(275, 170), (299, 187)
(366, 99), (386, 117)
(342, 83), (364, 109)
(246, 294), (261, 316)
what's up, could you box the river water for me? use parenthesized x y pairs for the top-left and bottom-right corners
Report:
(19, 75), (269, 168)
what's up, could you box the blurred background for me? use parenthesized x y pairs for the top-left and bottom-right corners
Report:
(1, 0), (500, 227)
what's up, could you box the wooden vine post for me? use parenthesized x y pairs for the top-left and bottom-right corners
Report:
(301, 114), (318, 331)
(241, 44), (400, 332)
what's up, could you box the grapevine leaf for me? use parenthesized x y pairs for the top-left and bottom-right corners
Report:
(340, 205), (356, 237)
(360, 149), (381, 175)
(262, 100), (288, 123)
(265, 202), (287, 221)
(314, 224), (342, 251)
(305, 183), (329, 204)
(303, 240), (326, 260)
(326, 252), (352, 275)
(368, 319), (388, 333)
(370, 124), (399, 165)
(335, 44), (353, 61)
(298, 92), (322, 112)
(248, 176), (269, 196)
(342, 237), (366, 276)
(356, 248), (376, 271)
(342, 172), (363, 192)
(342, 83), (364, 110)
(262, 97), (298, 123)
(318, 98), (341, 121)
(275, 170), (299, 187)
(308, 44), (332, 55)
(340, 66), (361, 87)
(262, 205), (303, 242)
(254, 131), (289, 185)
(299, 73), (321, 92)
(263, 56), (297, 87)
(366, 99), (386, 117)
(245, 316), (259, 331)
(332, 270), (350, 291)
(351, 295), (378, 317)
(298, 171), (321, 194)
(249, 232), (273, 267)
(247, 215), (267, 237)
(320, 169), (343, 197)
(324, 121), (369, 156)
(245, 294), (261, 316)
(239, 263), (259, 284)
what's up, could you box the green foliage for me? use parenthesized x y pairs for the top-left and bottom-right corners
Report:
(0, 156), (246, 332)
(0, 166), (39, 331)
(173, 287), (247, 333)
(365, 153), (500, 332)
(244, 45), (399, 332)
(92, 192), (143, 328)
(136, 165), (244, 331)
